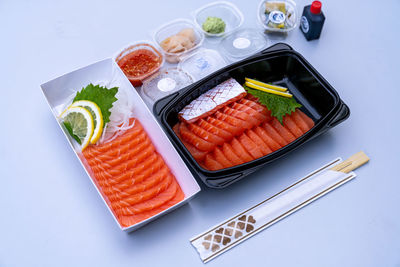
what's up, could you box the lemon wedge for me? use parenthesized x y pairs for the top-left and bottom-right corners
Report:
(70, 100), (104, 144)
(60, 106), (94, 150)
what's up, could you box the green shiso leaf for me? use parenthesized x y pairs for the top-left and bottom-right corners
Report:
(244, 85), (302, 124)
(73, 83), (118, 124)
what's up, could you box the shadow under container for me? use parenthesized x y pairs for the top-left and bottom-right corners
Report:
(153, 43), (350, 189)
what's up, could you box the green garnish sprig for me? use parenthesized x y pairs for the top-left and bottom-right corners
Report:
(244, 85), (302, 124)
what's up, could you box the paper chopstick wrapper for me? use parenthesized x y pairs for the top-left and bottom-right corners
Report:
(191, 152), (369, 263)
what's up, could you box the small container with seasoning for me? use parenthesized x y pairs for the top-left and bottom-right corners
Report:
(193, 1), (244, 40)
(300, 1), (325, 41)
(115, 42), (164, 87)
(257, 0), (297, 33)
(153, 19), (204, 63)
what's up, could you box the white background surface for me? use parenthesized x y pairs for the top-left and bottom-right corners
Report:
(1, 0), (400, 266)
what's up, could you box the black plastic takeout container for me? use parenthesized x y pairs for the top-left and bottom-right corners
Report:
(153, 43), (350, 188)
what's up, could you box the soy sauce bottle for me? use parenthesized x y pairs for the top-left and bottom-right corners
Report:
(300, 1), (325, 41)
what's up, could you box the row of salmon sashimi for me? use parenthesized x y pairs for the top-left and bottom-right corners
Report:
(82, 119), (184, 227)
(173, 94), (314, 171)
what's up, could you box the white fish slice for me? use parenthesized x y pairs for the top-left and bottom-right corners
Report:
(179, 78), (246, 123)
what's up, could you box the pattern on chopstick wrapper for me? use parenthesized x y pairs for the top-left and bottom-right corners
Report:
(173, 78), (315, 171)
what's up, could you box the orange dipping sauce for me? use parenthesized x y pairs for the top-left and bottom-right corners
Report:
(116, 43), (163, 87)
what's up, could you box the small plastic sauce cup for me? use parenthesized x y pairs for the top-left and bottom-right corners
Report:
(115, 42), (164, 87)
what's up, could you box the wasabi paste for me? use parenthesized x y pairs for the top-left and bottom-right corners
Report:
(202, 17), (226, 34)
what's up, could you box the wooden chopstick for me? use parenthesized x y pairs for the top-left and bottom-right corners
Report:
(330, 151), (370, 173)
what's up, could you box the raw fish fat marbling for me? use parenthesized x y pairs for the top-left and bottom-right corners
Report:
(83, 119), (184, 228)
(174, 94), (315, 170)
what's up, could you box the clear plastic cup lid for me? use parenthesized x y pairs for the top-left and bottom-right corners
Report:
(220, 28), (268, 61)
(178, 49), (227, 81)
(140, 68), (194, 105)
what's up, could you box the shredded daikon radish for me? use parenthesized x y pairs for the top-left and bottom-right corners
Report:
(97, 77), (136, 144)
(61, 68), (136, 146)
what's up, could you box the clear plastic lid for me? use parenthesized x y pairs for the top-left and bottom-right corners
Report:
(220, 28), (268, 62)
(140, 68), (194, 106)
(193, 1), (244, 38)
(178, 49), (227, 81)
(153, 19), (204, 64)
(257, 0), (298, 33)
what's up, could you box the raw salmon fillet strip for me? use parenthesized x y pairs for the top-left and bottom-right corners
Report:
(173, 94), (315, 171)
(83, 119), (184, 228)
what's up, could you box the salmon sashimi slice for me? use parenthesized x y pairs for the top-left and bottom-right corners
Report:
(221, 143), (244, 166)
(85, 132), (141, 162)
(222, 106), (260, 127)
(187, 122), (225, 146)
(290, 110), (310, 133)
(97, 153), (165, 192)
(88, 125), (143, 154)
(283, 115), (303, 138)
(89, 136), (153, 169)
(238, 133), (264, 159)
(230, 137), (254, 163)
(204, 154), (224, 171)
(214, 110), (253, 130)
(83, 118), (185, 228)
(85, 132), (150, 164)
(196, 118), (233, 141)
(270, 118), (296, 143)
(238, 98), (270, 115)
(297, 110), (315, 129)
(213, 147), (233, 168)
(246, 129), (273, 155)
(262, 122), (288, 147)
(106, 165), (169, 202)
(254, 126), (281, 151)
(206, 116), (243, 136)
(245, 93), (259, 102)
(116, 175), (179, 216)
(173, 123), (208, 161)
(95, 145), (155, 176)
(85, 132), (147, 160)
(113, 156), (165, 189)
(111, 167), (172, 210)
(105, 159), (164, 191)
(113, 170), (173, 211)
(243, 100), (273, 122)
(179, 123), (215, 152)
(95, 154), (160, 185)
(118, 183), (184, 227)
(231, 102), (268, 124)
(182, 139), (208, 162)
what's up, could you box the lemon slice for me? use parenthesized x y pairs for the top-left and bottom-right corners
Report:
(245, 81), (293, 98)
(245, 78), (288, 92)
(70, 100), (104, 144)
(60, 106), (94, 150)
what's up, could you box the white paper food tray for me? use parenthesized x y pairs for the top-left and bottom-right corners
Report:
(40, 58), (201, 232)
